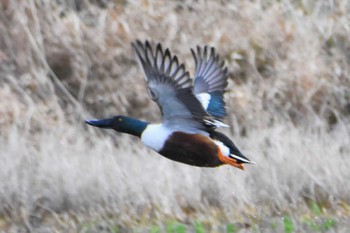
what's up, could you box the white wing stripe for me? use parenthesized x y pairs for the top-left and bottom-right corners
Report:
(196, 93), (211, 110)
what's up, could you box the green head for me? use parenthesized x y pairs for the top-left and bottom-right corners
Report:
(85, 115), (148, 137)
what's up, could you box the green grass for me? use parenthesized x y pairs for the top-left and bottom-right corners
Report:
(271, 221), (277, 230)
(283, 216), (294, 233)
(193, 221), (205, 233)
(322, 219), (336, 231)
(311, 202), (322, 216)
(112, 225), (119, 233)
(166, 221), (186, 233)
(226, 223), (236, 233)
(301, 201), (337, 232)
(303, 217), (336, 232)
(149, 225), (161, 233)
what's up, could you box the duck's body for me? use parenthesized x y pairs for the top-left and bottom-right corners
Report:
(140, 123), (249, 168)
(86, 40), (254, 170)
(157, 131), (223, 167)
(141, 124), (223, 167)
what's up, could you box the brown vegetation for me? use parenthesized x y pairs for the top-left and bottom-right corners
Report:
(1, 0), (350, 232)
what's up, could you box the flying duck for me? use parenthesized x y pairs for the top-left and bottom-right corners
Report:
(86, 40), (254, 170)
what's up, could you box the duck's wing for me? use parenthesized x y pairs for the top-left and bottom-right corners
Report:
(191, 46), (228, 119)
(132, 40), (222, 132)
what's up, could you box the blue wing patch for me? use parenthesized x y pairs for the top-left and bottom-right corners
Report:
(206, 91), (226, 118)
(192, 46), (229, 120)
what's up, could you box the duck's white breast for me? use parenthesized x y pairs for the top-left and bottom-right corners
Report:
(141, 124), (173, 152)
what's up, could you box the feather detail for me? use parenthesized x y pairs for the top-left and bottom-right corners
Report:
(192, 45), (229, 119)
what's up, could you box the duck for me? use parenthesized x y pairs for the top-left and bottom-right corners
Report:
(85, 40), (255, 170)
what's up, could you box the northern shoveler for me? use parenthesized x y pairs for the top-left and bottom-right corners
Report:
(86, 40), (255, 170)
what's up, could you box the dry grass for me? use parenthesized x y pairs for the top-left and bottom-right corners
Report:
(1, 0), (350, 232)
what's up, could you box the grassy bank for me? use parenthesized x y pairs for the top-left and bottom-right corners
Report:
(1, 0), (350, 232)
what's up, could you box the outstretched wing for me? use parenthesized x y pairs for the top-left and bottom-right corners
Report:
(132, 40), (218, 132)
(191, 46), (228, 119)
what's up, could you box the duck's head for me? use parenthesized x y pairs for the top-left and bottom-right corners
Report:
(85, 115), (148, 137)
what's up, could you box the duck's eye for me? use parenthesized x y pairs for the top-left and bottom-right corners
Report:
(117, 117), (123, 122)
(148, 88), (158, 100)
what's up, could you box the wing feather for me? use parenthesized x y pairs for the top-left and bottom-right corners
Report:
(192, 45), (229, 119)
(132, 40), (218, 132)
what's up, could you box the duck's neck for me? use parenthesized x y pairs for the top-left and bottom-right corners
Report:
(118, 117), (148, 137)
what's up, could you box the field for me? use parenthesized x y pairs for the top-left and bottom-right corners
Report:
(1, 0), (350, 232)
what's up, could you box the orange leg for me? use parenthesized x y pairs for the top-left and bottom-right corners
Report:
(217, 148), (244, 170)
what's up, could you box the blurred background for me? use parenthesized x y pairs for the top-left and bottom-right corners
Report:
(1, 0), (350, 232)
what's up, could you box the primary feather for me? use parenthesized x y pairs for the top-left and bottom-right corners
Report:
(192, 46), (228, 119)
